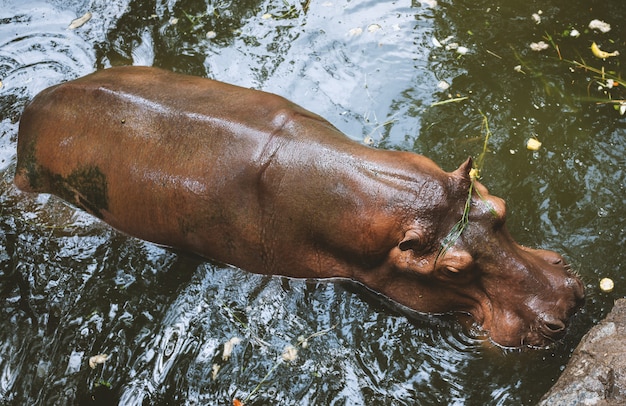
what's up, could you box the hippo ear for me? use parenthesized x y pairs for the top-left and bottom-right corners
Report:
(398, 229), (425, 252)
(392, 229), (432, 275)
(451, 157), (473, 181)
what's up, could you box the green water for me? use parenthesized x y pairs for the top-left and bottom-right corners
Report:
(1, 0), (624, 404)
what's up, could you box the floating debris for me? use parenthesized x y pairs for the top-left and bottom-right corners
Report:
(619, 102), (626, 116)
(89, 354), (110, 369)
(211, 363), (220, 379)
(530, 41), (549, 51)
(367, 24), (381, 33)
(222, 337), (241, 361)
(433, 35), (457, 50)
(590, 42), (619, 59)
(456, 46), (469, 55)
(526, 138), (542, 151)
(437, 80), (450, 90)
(261, 13), (272, 20)
(68, 12), (92, 30)
(531, 12), (542, 25)
(430, 96), (469, 107)
(348, 27), (363, 37)
(169, 17), (179, 25)
(599, 277), (614, 292)
(569, 28), (580, 38)
(514, 65), (526, 74)
(588, 19), (611, 33)
(597, 79), (617, 91)
(297, 335), (309, 349)
(281, 345), (298, 362)
(206, 31), (217, 39)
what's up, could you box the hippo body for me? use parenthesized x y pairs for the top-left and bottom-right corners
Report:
(14, 66), (583, 347)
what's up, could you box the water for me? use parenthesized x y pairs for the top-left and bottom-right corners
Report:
(1, 0), (624, 404)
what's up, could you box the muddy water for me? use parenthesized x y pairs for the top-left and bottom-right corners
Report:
(1, 0), (624, 404)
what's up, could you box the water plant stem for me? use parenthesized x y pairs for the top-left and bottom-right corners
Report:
(435, 110), (492, 263)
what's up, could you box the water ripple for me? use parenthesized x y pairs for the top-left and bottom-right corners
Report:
(0, 5), (95, 100)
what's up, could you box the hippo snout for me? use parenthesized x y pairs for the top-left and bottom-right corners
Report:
(483, 246), (586, 348)
(533, 249), (585, 302)
(525, 251), (585, 346)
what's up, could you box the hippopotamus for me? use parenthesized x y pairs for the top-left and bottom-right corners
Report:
(14, 66), (584, 348)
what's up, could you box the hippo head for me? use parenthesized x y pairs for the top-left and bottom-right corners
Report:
(385, 158), (585, 348)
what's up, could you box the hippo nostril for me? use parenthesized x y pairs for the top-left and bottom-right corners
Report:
(540, 317), (566, 339)
(537, 250), (567, 266)
(545, 321), (565, 333)
(548, 255), (564, 266)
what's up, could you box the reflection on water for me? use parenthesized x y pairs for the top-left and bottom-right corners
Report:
(1, 0), (625, 404)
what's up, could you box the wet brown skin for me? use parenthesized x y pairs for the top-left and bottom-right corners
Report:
(14, 66), (584, 348)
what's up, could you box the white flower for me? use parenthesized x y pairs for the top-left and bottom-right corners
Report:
(88, 354), (110, 369)
(211, 364), (220, 380)
(530, 41), (549, 51)
(532, 13), (541, 24)
(222, 337), (241, 361)
(588, 19), (611, 33)
(348, 27), (363, 37)
(437, 80), (450, 90)
(281, 345), (298, 362)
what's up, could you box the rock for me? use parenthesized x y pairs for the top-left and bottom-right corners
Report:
(539, 299), (626, 406)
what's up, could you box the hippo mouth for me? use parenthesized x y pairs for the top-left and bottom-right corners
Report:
(469, 303), (581, 349)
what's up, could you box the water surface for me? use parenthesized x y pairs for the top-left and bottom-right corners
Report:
(1, 0), (624, 404)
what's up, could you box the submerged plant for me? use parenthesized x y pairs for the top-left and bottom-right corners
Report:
(234, 324), (337, 405)
(569, 59), (625, 114)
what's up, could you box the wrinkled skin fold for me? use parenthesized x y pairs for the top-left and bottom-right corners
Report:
(14, 66), (584, 348)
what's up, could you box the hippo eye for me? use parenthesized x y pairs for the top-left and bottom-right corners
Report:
(443, 266), (461, 276)
(435, 250), (473, 279)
